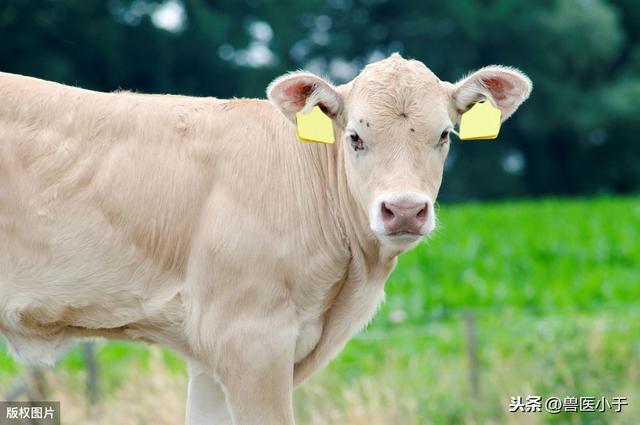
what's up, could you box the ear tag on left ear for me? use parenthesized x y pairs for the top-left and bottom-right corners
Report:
(459, 101), (502, 140)
(296, 105), (335, 144)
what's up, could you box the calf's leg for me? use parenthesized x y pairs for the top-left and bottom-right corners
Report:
(186, 359), (232, 425)
(196, 311), (298, 425)
(216, 345), (296, 425)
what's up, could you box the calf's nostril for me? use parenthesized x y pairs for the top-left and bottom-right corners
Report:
(381, 202), (395, 221)
(416, 204), (427, 221)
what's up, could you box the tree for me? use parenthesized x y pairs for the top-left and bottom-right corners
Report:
(1, 0), (637, 200)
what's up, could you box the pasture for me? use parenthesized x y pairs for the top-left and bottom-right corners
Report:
(1, 196), (638, 424)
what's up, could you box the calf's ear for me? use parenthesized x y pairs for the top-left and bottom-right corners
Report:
(451, 66), (532, 122)
(267, 72), (346, 127)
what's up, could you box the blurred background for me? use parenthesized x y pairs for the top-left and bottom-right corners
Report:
(0, 1), (639, 424)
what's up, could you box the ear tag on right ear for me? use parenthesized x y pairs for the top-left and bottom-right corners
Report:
(296, 105), (335, 144)
(459, 101), (502, 140)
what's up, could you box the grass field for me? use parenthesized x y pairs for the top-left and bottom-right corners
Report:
(1, 197), (639, 424)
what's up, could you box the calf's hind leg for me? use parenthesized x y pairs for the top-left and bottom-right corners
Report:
(186, 359), (232, 425)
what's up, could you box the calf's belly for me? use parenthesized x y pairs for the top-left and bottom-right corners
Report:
(0, 209), (190, 363)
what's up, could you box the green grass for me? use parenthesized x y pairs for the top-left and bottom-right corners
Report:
(298, 196), (640, 424)
(1, 196), (639, 424)
(380, 197), (640, 323)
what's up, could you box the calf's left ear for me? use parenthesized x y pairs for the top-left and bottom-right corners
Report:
(267, 72), (346, 127)
(451, 66), (532, 122)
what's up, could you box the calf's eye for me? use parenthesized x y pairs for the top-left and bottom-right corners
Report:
(438, 130), (450, 147)
(350, 132), (365, 152)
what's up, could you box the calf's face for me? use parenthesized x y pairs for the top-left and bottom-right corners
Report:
(269, 54), (531, 249)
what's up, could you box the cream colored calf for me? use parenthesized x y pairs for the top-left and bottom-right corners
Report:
(0, 54), (531, 424)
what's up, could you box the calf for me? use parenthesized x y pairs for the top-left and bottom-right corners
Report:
(0, 53), (531, 424)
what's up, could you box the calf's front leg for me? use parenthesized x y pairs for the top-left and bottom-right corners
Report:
(213, 321), (297, 425)
(188, 292), (299, 425)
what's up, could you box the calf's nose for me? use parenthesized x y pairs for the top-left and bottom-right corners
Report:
(381, 201), (428, 235)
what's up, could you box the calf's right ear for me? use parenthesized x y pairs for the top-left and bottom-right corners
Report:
(267, 72), (346, 127)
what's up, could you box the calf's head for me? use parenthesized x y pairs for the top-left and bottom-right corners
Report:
(269, 54), (531, 248)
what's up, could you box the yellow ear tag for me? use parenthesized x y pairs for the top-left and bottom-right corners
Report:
(295, 105), (335, 144)
(459, 101), (502, 140)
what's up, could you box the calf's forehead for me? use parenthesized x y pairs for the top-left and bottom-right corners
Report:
(346, 57), (452, 132)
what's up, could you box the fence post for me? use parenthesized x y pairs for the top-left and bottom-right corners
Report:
(83, 341), (100, 408)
